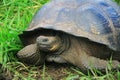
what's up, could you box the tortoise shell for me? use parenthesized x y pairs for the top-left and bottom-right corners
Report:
(19, 0), (120, 51)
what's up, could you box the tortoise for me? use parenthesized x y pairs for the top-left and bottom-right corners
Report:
(17, 0), (120, 71)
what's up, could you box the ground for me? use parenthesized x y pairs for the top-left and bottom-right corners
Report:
(0, 61), (120, 80)
(0, 0), (120, 80)
(0, 62), (81, 80)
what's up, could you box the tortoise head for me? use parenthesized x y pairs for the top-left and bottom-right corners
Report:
(36, 32), (71, 54)
(36, 35), (62, 53)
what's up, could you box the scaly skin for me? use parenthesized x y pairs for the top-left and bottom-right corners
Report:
(17, 34), (120, 71)
(17, 44), (45, 66)
(39, 35), (120, 71)
(59, 36), (120, 71)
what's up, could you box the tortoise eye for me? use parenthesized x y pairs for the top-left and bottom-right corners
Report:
(42, 39), (49, 42)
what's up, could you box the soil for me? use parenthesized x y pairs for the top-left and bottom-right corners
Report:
(0, 62), (79, 80)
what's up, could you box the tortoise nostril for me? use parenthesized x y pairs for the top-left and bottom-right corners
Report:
(42, 39), (49, 42)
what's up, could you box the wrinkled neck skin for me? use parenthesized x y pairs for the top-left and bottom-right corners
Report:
(60, 36), (120, 71)
(50, 34), (71, 55)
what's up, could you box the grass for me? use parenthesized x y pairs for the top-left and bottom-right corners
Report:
(0, 0), (120, 80)
(114, 0), (120, 4)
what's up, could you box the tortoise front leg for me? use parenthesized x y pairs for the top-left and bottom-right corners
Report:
(17, 44), (46, 66)
(46, 54), (67, 63)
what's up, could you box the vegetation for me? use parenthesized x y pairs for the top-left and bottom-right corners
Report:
(114, 0), (120, 4)
(0, 0), (120, 80)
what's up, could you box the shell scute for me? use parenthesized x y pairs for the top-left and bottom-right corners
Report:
(19, 0), (120, 51)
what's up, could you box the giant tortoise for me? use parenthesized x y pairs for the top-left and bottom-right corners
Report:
(17, 0), (120, 71)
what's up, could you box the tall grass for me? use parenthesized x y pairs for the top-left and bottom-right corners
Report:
(0, 0), (49, 79)
(0, 0), (49, 64)
(0, 0), (120, 80)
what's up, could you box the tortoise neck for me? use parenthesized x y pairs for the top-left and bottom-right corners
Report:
(52, 34), (71, 55)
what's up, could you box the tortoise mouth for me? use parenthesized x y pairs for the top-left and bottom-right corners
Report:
(38, 44), (53, 51)
(36, 35), (61, 52)
(38, 43), (60, 52)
